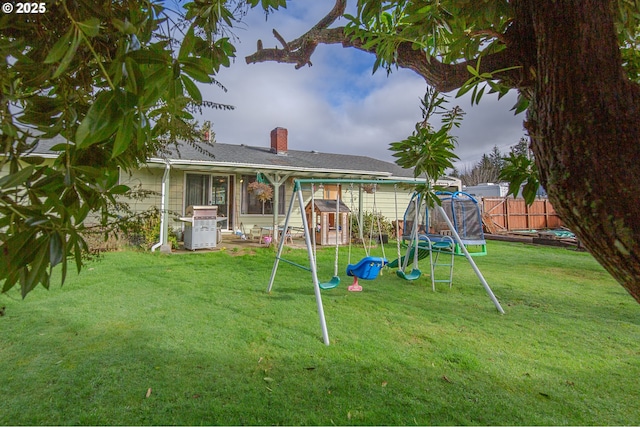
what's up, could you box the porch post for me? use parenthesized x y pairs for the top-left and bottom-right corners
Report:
(272, 174), (280, 242)
(261, 172), (292, 243)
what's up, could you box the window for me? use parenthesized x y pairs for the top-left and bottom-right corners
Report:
(241, 175), (285, 215)
(323, 184), (342, 200)
(185, 174), (210, 208)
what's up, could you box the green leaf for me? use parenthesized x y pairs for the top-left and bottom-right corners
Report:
(181, 58), (212, 83)
(109, 184), (130, 195)
(181, 75), (202, 103)
(44, 28), (73, 64)
(111, 18), (136, 35)
(456, 78), (479, 98)
(23, 239), (49, 298)
(466, 64), (480, 77)
(60, 254), (68, 286)
(20, 156), (44, 166)
(76, 90), (123, 148)
(1, 122), (18, 137)
(124, 57), (144, 95)
(473, 84), (485, 105)
(77, 18), (101, 37)
(499, 153), (540, 205)
(0, 165), (34, 189)
(52, 30), (81, 79)
(522, 180), (539, 205)
(127, 49), (169, 65)
(73, 236), (85, 274)
(49, 232), (64, 268)
(112, 113), (134, 158)
(179, 26), (196, 60)
(511, 94), (530, 115)
(1, 268), (19, 293)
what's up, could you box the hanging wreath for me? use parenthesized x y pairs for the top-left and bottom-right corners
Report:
(248, 181), (273, 202)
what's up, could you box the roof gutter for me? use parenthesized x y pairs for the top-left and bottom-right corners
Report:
(146, 157), (397, 178)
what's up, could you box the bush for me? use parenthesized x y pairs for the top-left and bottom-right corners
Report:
(81, 229), (125, 253)
(124, 208), (179, 250)
(351, 211), (393, 240)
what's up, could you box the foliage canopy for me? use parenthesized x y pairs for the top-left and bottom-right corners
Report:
(0, 0), (285, 297)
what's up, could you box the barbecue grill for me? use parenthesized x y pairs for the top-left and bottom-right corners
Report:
(180, 205), (224, 250)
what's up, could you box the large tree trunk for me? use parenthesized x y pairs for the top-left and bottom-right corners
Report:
(524, 0), (640, 302)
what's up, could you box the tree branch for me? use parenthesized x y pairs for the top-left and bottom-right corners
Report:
(246, 0), (346, 69)
(245, 0), (526, 93)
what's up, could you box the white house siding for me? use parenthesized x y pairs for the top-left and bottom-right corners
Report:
(118, 166), (164, 214)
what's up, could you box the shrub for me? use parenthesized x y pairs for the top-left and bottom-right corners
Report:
(124, 207), (179, 250)
(351, 211), (393, 240)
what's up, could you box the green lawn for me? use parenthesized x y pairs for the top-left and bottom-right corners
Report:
(1, 241), (639, 425)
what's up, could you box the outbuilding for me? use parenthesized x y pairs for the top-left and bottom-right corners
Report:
(304, 199), (351, 246)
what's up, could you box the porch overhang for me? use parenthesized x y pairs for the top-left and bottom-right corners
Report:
(145, 157), (405, 180)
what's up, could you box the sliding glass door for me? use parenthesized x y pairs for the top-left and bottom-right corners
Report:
(211, 176), (229, 229)
(185, 173), (233, 230)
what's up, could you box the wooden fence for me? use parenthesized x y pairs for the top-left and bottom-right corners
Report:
(481, 198), (563, 233)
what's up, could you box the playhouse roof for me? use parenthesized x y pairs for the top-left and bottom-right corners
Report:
(305, 199), (351, 213)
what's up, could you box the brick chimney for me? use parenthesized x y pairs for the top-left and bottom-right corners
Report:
(270, 127), (288, 154)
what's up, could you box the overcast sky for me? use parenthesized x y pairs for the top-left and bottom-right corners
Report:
(195, 2), (527, 169)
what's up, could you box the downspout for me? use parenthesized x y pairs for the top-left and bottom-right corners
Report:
(151, 161), (171, 252)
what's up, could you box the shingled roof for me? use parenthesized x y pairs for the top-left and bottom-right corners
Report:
(152, 140), (414, 178)
(28, 130), (415, 179)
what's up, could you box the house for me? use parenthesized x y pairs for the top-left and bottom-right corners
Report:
(463, 182), (548, 199)
(24, 127), (462, 249)
(136, 127), (462, 248)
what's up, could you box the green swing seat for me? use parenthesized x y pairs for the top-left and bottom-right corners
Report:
(396, 268), (421, 281)
(319, 276), (340, 290)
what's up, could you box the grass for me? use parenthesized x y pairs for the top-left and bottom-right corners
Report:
(1, 241), (639, 425)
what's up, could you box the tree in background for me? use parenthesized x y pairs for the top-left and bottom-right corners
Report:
(509, 137), (531, 159)
(455, 138), (533, 188)
(245, 0), (640, 303)
(0, 0), (285, 297)
(456, 145), (504, 186)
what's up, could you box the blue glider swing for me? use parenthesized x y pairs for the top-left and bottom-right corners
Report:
(343, 183), (388, 291)
(345, 256), (387, 291)
(311, 182), (388, 291)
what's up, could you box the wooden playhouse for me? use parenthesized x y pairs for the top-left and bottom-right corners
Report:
(305, 199), (350, 246)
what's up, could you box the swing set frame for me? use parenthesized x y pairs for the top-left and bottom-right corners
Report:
(267, 178), (504, 345)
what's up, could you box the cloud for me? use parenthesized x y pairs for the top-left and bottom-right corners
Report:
(451, 91), (527, 166)
(196, 4), (527, 169)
